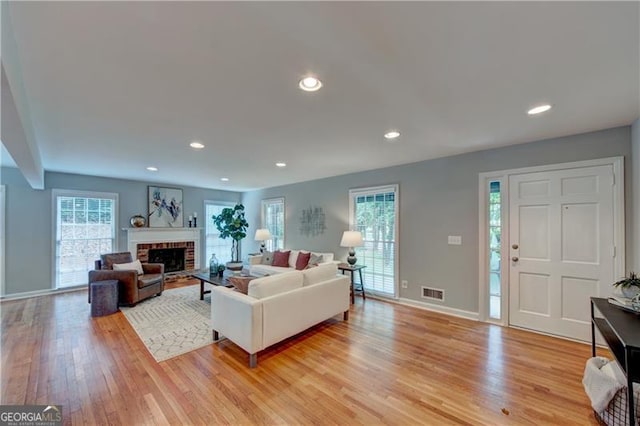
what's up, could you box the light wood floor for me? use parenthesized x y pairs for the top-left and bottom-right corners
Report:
(1, 280), (606, 425)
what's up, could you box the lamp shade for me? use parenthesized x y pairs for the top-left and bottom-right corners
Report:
(340, 231), (363, 247)
(254, 228), (272, 241)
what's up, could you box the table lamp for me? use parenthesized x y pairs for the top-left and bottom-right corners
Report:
(254, 229), (272, 253)
(340, 231), (363, 265)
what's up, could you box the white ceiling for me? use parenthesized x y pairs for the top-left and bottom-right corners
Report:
(2, 1), (638, 191)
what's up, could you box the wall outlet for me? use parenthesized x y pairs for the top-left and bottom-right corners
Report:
(401, 280), (408, 289)
(448, 235), (462, 245)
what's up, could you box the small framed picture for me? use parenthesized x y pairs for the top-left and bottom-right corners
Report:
(148, 186), (184, 227)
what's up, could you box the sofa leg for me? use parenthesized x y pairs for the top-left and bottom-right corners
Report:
(249, 353), (257, 368)
(213, 330), (219, 341)
(343, 310), (349, 321)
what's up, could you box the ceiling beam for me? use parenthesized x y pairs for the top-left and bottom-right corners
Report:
(1, 2), (44, 189)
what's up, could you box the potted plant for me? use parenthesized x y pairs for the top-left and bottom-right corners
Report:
(212, 203), (249, 271)
(613, 272), (640, 298)
(216, 264), (226, 278)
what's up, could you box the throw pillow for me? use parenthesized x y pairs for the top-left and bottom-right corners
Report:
(227, 275), (256, 294)
(295, 252), (311, 270)
(260, 251), (274, 265)
(272, 250), (291, 267)
(113, 259), (144, 275)
(307, 253), (324, 267)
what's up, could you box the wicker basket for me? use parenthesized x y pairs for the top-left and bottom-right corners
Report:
(595, 384), (640, 426)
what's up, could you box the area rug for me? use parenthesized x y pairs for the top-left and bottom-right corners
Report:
(120, 285), (211, 362)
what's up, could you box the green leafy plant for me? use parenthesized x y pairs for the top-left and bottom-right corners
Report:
(217, 265), (226, 273)
(613, 272), (640, 289)
(212, 204), (249, 263)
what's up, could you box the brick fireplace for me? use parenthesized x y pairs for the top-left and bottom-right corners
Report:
(125, 228), (201, 272)
(136, 241), (195, 271)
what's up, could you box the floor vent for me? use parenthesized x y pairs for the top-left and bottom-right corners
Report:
(421, 286), (445, 301)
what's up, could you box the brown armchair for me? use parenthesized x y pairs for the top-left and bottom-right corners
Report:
(88, 252), (165, 306)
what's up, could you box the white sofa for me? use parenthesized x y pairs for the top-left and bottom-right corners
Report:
(248, 249), (336, 277)
(210, 263), (350, 367)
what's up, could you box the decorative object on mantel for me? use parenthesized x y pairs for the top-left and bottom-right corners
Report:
(148, 186), (183, 228)
(254, 228), (272, 253)
(340, 230), (364, 265)
(300, 206), (326, 237)
(212, 203), (249, 271)
(130, 214), (146, 228)
(188, 212), (198, 228)
(613, 271), (640, 298)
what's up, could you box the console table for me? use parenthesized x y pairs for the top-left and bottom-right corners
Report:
(590, 297), (640, 425)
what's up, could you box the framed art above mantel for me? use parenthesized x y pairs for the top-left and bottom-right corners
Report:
(148, 186), (183, 228)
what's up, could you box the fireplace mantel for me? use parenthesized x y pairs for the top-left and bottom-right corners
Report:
(124, 228), (202, 270)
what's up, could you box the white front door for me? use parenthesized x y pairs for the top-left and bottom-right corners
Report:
(508, 165), (615, 341)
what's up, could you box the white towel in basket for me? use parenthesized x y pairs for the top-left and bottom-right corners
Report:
(583, 356), (627, 413)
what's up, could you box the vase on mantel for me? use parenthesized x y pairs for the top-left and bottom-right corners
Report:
(130, 215), (146, 228)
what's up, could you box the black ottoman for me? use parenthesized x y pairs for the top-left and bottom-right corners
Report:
(90, 280), (119, 317)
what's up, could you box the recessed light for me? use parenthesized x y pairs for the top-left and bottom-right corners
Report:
(275, 162), (287, 168)
(384, 131), (401, 140)
(527, 104), (552, 115)
(146, 166), (158, 172)
(189, 141), (205, 149)
(220, 177), (229, 182)
(298, 76), (322, 92)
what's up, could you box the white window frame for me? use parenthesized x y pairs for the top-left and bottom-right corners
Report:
(478, 175), (507, 325)
(204, 200), (236, 265)
(261, 197), (285, 251)
(52, 189), (119, 289)
(348, 184), (399, 299)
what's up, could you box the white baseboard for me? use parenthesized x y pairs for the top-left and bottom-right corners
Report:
(0, 286), (86, 302)
(396, 297), (479, 321)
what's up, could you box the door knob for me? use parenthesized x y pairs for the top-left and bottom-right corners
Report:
(512, 257), (519, 262)
(512, 244), (519, 250)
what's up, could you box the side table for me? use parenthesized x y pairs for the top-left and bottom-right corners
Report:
(337, 263), (366, 304)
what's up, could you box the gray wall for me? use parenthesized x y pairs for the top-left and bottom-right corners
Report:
(632, 118), (640, 271)
(1, 168), (240, 295)
(242, 126), (632, 313)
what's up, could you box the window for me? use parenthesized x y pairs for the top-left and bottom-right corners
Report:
(205, 201), (235, 264)
(349, 185), (398, 298)
(54, 190), (118, 289)
(488, 181), (502, 320)
(261, 198), (285, 251)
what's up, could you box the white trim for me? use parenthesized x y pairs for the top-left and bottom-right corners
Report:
(348, 184), (400, 298)
(478, 156), (625, 327)
(397, 297), (479, 321)
(0, 285), (86, 302)
(51, 189), (119, 289)
(0, 185), (5, 296)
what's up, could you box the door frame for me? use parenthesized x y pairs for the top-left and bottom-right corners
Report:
(0, 185), (5, 296)
(478, 156), (625, 325)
